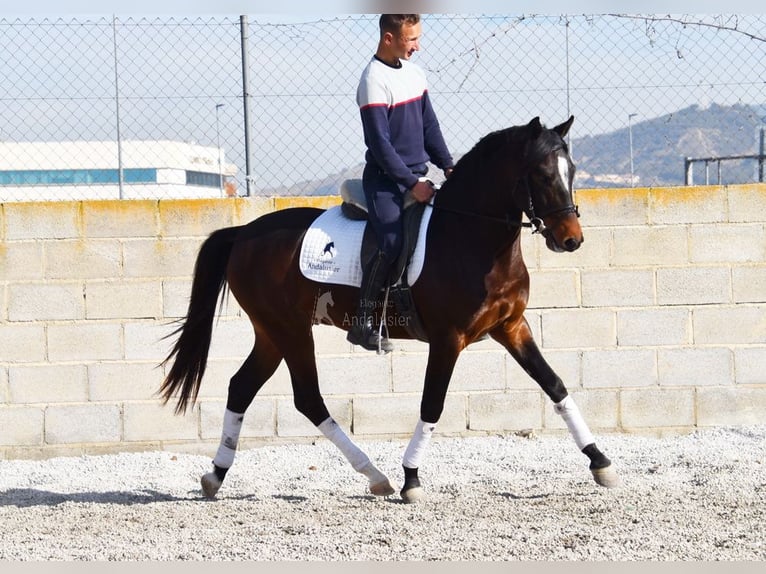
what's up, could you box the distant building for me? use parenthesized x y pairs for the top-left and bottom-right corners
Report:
(575, 169), (638, 187)
(0, 140), (238, 201)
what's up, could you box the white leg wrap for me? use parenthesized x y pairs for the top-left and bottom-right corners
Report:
(402, 418), (436, 469)
(318, 417), (371, 472)
(212, 409), (244, 469)
(554, 395), (595, 450)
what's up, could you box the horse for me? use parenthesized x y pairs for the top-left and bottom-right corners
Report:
(159, 116), (620, 503)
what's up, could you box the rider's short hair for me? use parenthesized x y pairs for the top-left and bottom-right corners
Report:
(379, 14), (420, 37)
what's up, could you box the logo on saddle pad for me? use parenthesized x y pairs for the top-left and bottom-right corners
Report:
(322, 241), (336, 258)
(298, 205), (432, 288)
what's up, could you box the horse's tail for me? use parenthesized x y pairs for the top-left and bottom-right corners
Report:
(159, 225), (242, 414)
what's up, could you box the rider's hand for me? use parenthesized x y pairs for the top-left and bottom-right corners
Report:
(444, 168), (454, 179)
(410, 180), (434, 203)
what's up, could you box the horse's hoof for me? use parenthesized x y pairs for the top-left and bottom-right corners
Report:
(201, 472), (223, 499)
(359, 461), (395, 496)
(369, 478), (396, 497)
(400, 485), (425, 504)
(591, 465), (621, 488)
(400, 471), (425, 503)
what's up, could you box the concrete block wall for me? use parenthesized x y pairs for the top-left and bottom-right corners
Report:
(1, 185), (765, 459)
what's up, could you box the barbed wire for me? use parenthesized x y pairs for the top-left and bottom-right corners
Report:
(608, 14), (766, 43)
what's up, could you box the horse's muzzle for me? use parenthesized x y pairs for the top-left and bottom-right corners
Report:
(542, 215), (583, 253)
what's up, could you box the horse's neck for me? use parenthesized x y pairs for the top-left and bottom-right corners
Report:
(435, 178), (523, 225)
(433, 179), (524, 263)
(432, 185), (525, 289)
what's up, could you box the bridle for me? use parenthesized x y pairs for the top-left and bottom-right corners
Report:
(429, 152), (580, 235)
(516, 173), (580, 234)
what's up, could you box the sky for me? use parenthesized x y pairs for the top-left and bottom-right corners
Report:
(3, 2), (764, 192)
(6, 0), (766, 17)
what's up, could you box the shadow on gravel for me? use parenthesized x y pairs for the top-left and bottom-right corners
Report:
(348, 494), (406, 505)
(0, 488), (205, 507)
(271, 494), (308, 504)
(498, 492), (551, 500)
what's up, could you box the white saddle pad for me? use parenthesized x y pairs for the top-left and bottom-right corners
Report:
(299, 204), (432, 288)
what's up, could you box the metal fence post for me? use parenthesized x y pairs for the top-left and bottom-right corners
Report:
(112, 15), (124, 199)
(240, 14), (254, 197)
(685, 158), (693, 186)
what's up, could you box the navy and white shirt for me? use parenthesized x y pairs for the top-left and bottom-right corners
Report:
(357, 56), (454, 190)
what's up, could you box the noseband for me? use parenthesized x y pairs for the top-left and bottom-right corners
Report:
(517, 175), (580, 235)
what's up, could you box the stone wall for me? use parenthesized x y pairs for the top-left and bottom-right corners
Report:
(1, 185), (765, 459)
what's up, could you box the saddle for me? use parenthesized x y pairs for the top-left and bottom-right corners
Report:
(339, 179), (430, 342)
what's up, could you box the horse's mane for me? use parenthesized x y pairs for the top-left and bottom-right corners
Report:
(447, 122), (566, 182)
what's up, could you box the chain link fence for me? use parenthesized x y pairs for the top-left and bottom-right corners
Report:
(1, 14), (765, 201)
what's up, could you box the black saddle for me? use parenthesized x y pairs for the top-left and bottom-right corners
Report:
(339, 179), (429, 342)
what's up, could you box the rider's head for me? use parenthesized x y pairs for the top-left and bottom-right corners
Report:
(377, 14), (422, 65)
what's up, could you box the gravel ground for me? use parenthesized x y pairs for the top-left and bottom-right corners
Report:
(1, 426), (764, 561)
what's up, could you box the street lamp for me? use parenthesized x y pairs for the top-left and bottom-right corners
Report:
(628, 113), (638, 187)
(215, 103), (224, 196)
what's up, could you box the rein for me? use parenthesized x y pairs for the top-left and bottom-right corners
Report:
(427, 176), (579, 235)
(428, 202), (539, 232)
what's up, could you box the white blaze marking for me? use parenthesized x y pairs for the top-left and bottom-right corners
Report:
(557, 155), (570, 189)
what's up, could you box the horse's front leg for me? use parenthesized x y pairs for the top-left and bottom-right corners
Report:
(491, 318), (620, 488)
(400, 337), (462, 503)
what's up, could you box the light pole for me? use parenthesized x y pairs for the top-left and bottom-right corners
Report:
(628, 113), (637, 187)
(215, 103), (224, 196)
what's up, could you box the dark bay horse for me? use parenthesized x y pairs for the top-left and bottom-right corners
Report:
(160, 116), (620, 502)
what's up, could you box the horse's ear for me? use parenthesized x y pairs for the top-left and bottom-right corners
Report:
(527, 116), (543, 138)
(553, 115), (575, 138)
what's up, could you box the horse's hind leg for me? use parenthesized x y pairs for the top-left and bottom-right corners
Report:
(491, 318), (620, 488)
(201, 331), (283, 499)
(280, 334), (395, 497)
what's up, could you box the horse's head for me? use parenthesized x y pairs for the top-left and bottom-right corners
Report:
(513, 116), (583, 253)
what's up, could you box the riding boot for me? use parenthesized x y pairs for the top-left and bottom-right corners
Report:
(346, 251), (394, 353)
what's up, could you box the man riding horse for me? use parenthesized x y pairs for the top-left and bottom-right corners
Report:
(348, 14), (455, 353)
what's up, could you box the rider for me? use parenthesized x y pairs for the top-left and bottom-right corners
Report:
(348, 13), (455, 353)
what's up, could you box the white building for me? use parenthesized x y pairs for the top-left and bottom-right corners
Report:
(0, 140), (238, 201)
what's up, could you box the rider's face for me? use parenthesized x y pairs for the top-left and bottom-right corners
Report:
(392, 22), (421, 60)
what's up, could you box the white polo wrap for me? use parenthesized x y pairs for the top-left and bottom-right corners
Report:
(212, 408), (245, 469)
(403, 418), (436, 469)
(318, 417), (371, 472)
(554, 395), (595, 450)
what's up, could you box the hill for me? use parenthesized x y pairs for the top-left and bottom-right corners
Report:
(266, 103), (766, 195)
(573, 103), (766, 187)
